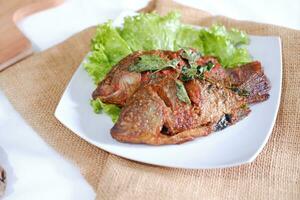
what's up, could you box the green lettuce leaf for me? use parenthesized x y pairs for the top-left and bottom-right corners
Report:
(175, 80), (191, 105)
(119, 12), (181, 51)
(84, 45), (111, 84)
(199, 25), (251, 68)
(92, 21), (132, 65)
(90, 99), (121, 123)
(174, 25), (204, 52)
(228, 28), (249, 46)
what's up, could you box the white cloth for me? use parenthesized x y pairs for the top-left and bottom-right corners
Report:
(0, 0), (299, 199)
(0, 93), (95, 200)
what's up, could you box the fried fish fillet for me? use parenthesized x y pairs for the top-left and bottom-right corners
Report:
(111, 77), (250, 145)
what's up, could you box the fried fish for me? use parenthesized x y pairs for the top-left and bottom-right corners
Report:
(111, 77), (250, 144)
(92, 48), (270, 145)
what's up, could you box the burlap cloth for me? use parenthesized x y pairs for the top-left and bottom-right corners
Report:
(0, 0), (299, 199)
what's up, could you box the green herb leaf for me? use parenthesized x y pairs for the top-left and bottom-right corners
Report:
(181, 65), (197, 81)
(128, 55), (167, 72)
(129, 55), (180, 73)
(176, 80), (191, 104)
(180, 48), (201, 81)
(180, 49), (214, 81)
(197, 61), (215, 74)
(180, 48), (201, 63)
(168, 58), (181, 68)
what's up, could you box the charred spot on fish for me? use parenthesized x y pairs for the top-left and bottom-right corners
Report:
(161, 125), (170, 135)
(238, 89), (250, 97)
(205, 83), (213, 94)
(215, 114), (232, 131)
(231, 87), (239, 93)
(230, 87), (250, 97)
(225, 114), (232, 123)
(240, 104), (249, 110)
(265, 94), (270, 100)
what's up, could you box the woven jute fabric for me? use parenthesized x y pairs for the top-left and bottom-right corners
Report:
(0, 0), (299, 199)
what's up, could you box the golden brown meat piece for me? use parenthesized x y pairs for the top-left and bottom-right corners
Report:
(111, 77), (250, 145)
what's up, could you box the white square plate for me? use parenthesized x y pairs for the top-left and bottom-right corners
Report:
(55, 13), (282, 169)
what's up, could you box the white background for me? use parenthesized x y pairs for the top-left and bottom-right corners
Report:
(0, 0), (299, 199)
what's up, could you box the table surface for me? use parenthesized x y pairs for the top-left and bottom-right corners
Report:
(0, 0), (299, 199)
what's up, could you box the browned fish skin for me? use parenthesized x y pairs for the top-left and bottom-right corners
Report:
(110, 86), (167, 144)
(205, 61), (271, 104)
(110, 78), (210, 145)
(111, 77), (249, 145)
(238, 71), (271, 104)
(110, 78), (212, 145)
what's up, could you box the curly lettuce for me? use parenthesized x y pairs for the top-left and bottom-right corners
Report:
(84, 12), (252, 122)
(91, 21), (132, 65)
(119, 12), (180, 51)
(199, 25), (251, 67)
(174, 25), (204, 52)
(90, 99), (120, 123)
(84, 46), (110, 84)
